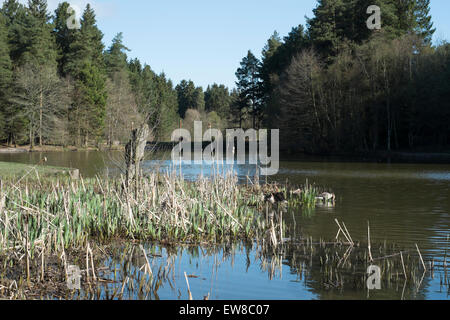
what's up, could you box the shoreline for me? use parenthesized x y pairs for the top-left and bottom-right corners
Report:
(2, 145), (450, 164)
(0, 145), (123, 153)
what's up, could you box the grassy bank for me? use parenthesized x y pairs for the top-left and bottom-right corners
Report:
(0, 161), (79, 179)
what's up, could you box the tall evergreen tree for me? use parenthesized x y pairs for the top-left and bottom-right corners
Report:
(307, 0), (402, 59)
(53, 1), (77, 76)
(0, 13), (13, 138)
(413, 0), (435, 43)
(18, 0), (59, 147)
(155, 74), (179, 140)
(306, 0), (346, 59)
(105, 32), (129, 77)
(260, 31), (282, 98)
(74, 62), (107, 146)
(129, 62), (158, 116)
(1, 0), (27, 66)
(0, 15), (12, 91)
(0, 1), (28, 144)
(176, 80), (203, 118)
(193, 87), (205, 114)
(64, 4), (107, 145)
(235, 50), (262, 128)
(64, 4), (104, 76)
(21, 0), (57, 67)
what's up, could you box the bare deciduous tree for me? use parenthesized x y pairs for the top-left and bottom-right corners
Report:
(12, 64), (69, 149)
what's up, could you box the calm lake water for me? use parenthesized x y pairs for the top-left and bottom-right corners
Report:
(1, 151), (449, 300)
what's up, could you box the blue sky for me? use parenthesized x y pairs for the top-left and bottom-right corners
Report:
(22, 0), (450, 89)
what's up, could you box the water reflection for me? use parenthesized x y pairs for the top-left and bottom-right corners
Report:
(79, 242), (448, 300)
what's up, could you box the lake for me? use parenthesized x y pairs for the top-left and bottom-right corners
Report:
(1, 150), (449, 300)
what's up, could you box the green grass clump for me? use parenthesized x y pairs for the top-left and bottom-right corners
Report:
(300, 181), (319, 208)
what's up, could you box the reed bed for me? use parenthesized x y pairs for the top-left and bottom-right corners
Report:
(0, 170), (285, 298)
(0, 171), (268, 255)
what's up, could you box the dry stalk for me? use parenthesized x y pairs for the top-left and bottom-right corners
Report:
(184, 272), (193, 300)
(415, 244), (427, 272)
(368, 221), (373, 262)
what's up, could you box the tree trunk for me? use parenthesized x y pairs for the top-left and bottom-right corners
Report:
(39, 89), (43, 147)
(125, 124), (149, 189)
(387, 98), (391, 152)
(84, 131), (89, 148)
(29, 124), (34, 151)
(77, 115), (81, 147)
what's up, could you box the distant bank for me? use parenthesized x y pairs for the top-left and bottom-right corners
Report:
(0, 145), (122, 154)
(1, 144), (449, 164)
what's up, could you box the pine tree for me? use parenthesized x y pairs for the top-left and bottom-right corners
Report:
(105, 32), (129, 78)
(0, 1), (28, 144)
(0, 13), (13, 139)
(21, 0), (57, 67)
(64, 4), (104, 77)
(129, 62), (159, 116)
(260, 31), (282, 98)
(306, 0), (346, 59)
(235, 50), (262, 128)
(1, 0), (27, 66)
(64, 4), (107, 145)
(104, 34), (138, 147)
(306, 0), (402, 59)
(155, 74), (179, 140)
(0, 14), (12, 94)
(413, 0), (435, 44)
(176, 80), (198, 118)
(1, 0), (60, 147)
(17, 0), (59, 147)
(205, 84), (231, 119)
(193, 87), (205, 114)
(53, 1), (77, 76)
(74, 62), (107, 146)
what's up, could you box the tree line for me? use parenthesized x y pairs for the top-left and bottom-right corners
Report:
(234, 0), (449, 154)
(1, 0), (448, 154)
(0, 0), (236, 149)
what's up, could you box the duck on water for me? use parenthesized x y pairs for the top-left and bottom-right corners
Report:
(263, 189), (336, 205)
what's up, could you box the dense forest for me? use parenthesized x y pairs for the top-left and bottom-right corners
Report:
(236, 0), (449, 154)
(0, 0), (235, 149)
(0, 0), (449, 154)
